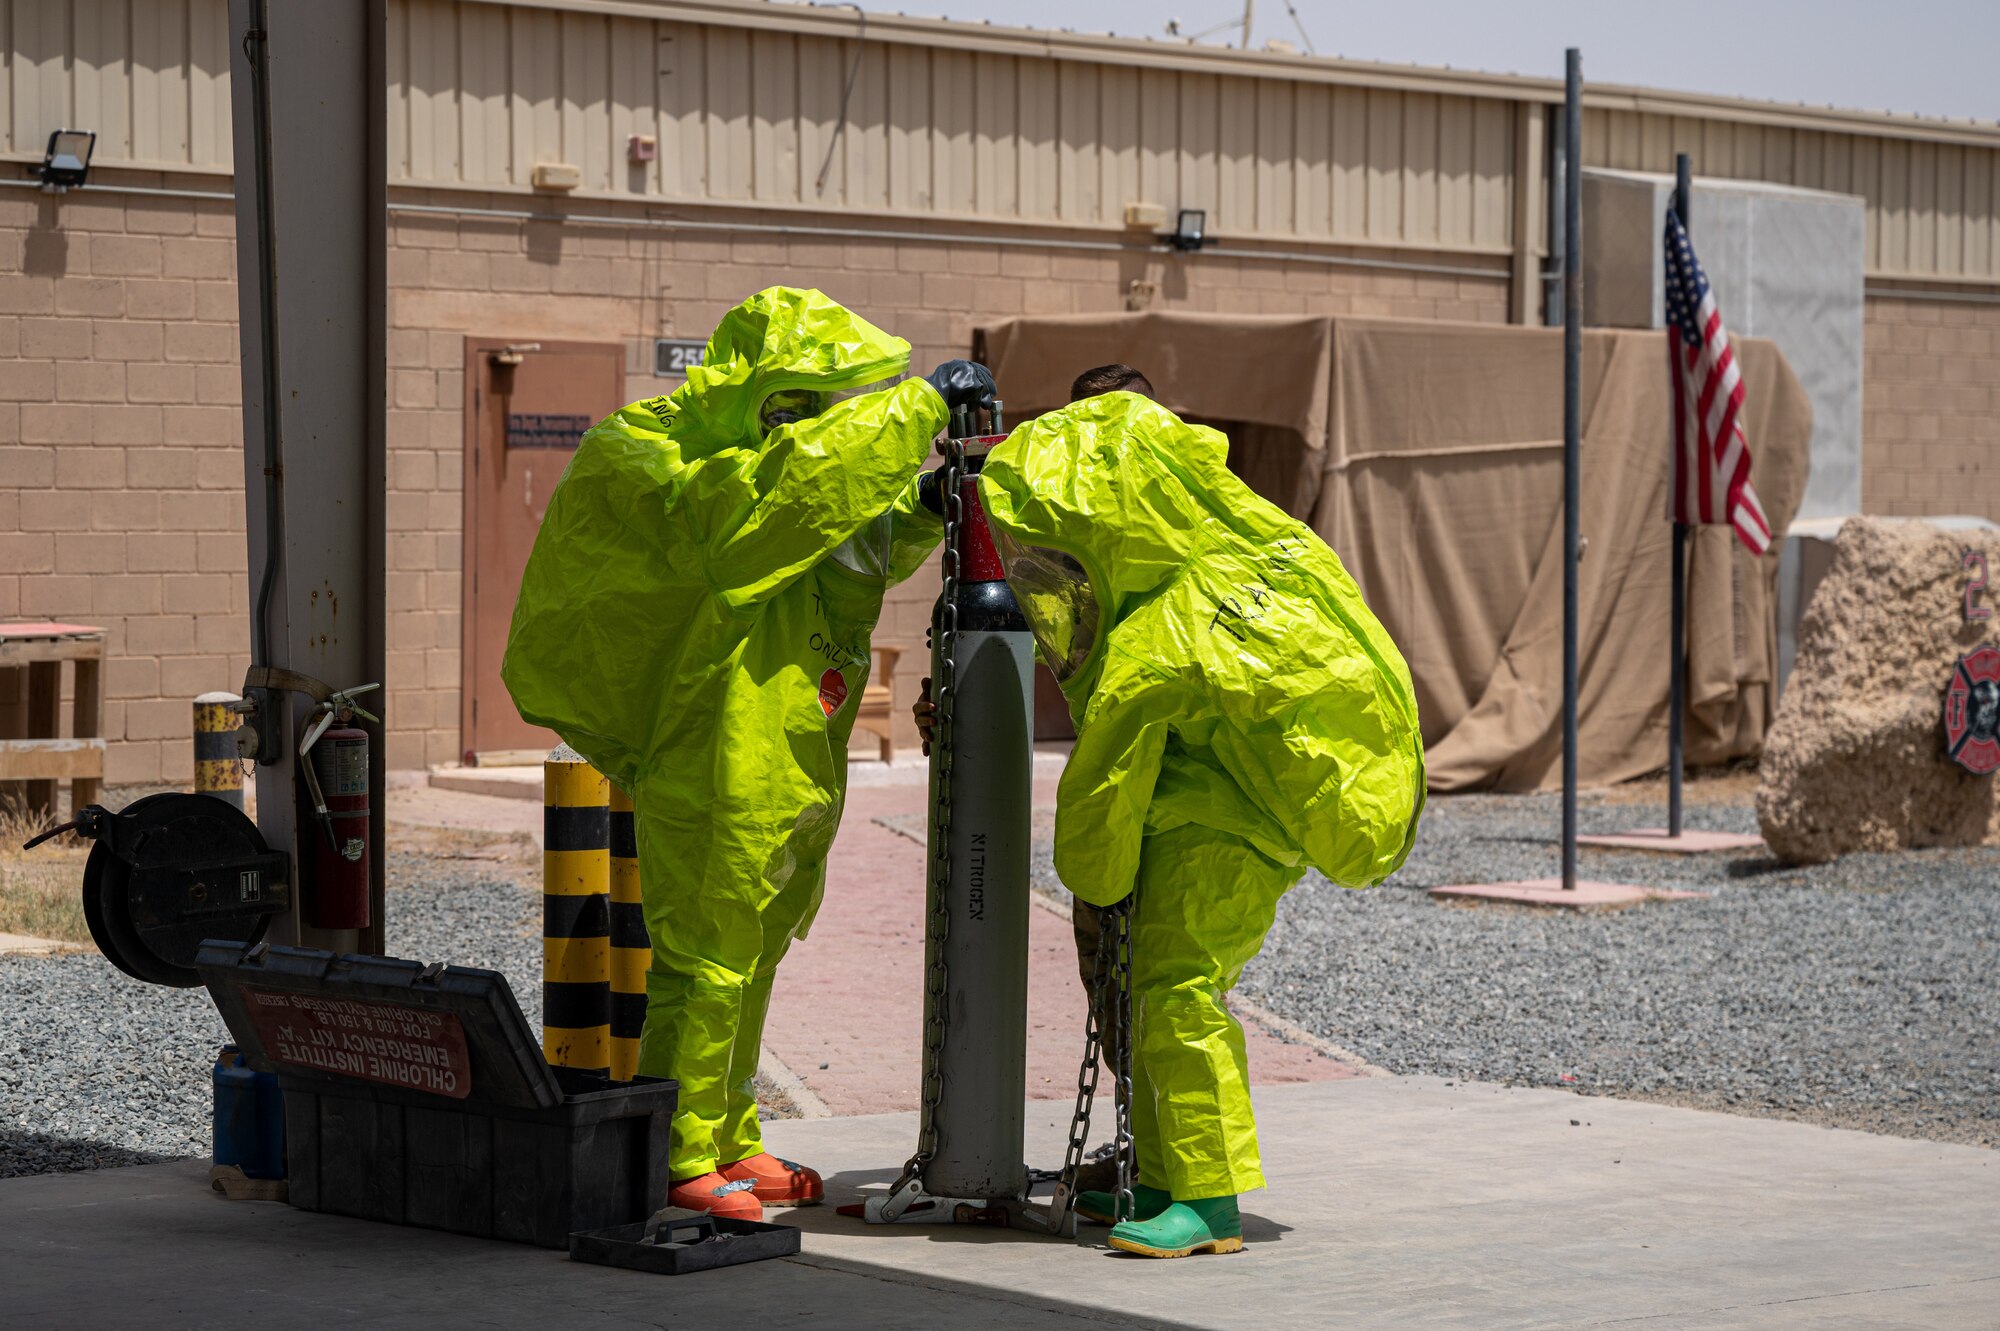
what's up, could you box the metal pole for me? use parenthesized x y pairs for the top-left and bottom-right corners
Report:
(1669, 153), (1691, 839)
(1561, 48), (1582, 892)
(228, 0), (387, 953)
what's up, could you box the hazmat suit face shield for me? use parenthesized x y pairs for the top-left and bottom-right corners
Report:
(994, 531), (1101, 684)
(758, 388), (830, 434)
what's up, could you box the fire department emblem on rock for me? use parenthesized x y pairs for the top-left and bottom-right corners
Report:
(1943, 644), (2000, 775)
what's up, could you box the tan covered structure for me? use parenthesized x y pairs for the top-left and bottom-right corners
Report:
(975, 314), (1812, 791)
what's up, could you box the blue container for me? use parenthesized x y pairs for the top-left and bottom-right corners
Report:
(212, 1044), (287, 1180)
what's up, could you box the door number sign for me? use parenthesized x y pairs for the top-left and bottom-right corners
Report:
(654, 339), (706, 378)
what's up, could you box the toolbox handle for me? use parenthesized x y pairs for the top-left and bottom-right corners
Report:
(640, 1207), (717, 1247)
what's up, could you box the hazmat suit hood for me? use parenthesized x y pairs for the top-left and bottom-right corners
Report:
(979, 392), (1425, 898)
(503, 286), (938, 793)
(663, 286), (913, 453)
(977, 392), (1226, 698)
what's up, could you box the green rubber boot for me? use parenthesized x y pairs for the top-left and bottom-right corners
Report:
(1073, 1183), (1172, 1226)
(1107, 1195), (1244, 1258)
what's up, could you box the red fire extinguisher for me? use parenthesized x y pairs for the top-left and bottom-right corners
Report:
(297, 683), (379, 931)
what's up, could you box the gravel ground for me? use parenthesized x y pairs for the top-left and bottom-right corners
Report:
(1, 824), (800, 1179)
(0, 837), (543, 1179)
(1229, 791), (2000, 1147)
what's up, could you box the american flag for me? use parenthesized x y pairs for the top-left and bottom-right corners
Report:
(1664, 207), (1771, 555)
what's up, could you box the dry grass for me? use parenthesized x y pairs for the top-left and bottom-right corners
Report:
(0, 798), (93, 944)
(385, 821), (539, 877)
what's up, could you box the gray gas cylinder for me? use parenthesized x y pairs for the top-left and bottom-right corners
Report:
(920, 463), (1035, 1202)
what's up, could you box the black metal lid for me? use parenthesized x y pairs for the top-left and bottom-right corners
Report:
(197, 941), (564, 1110)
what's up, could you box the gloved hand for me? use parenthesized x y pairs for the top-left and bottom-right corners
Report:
(923, 359), (997, 415)
(914, 676), (936, 757)
(917, 467), (945, 515)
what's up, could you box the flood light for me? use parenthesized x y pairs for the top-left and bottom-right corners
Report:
(39, 129), (95, 192)
(1165, 208), (1208, 252)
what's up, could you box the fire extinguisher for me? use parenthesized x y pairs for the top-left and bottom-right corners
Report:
(297, 683), (380, 931)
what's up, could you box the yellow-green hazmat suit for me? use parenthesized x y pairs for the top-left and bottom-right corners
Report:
(978, 393), (1424, 1199)
(502, 288), (945, 1177)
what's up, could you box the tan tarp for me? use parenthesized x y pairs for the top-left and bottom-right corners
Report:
(973, 313), (1812, 791)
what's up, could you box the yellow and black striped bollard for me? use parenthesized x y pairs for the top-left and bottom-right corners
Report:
(193, 692), (244, 809)
(543, 744), (610, 1076)
(607, 784), (650, 1081)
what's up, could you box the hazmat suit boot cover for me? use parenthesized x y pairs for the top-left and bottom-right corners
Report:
(1108, 1196), (1245, 1259)
(977, 391), (1426, 903)
(501, 287), (947, 1177)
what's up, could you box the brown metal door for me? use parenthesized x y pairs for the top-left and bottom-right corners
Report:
(462, 339), (625, 763)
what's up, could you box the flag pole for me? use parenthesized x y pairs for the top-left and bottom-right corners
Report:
(1561, 48), (1582, 892)
(1669, 153), (1691, 839)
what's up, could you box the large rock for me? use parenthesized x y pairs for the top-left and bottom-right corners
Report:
(1757, 518), (2000, 863)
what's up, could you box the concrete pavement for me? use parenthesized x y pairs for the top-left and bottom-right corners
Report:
(385, 763), (1369, 1119)
(5, 1076), (1995, 1329)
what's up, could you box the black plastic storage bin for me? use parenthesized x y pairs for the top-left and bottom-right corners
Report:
(197, 941), (678, 1249)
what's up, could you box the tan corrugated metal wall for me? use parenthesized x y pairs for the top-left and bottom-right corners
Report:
(1, 0), (1995, 282)
(384, 0), (1521, 254)
(1584, 107), (2000, 283)
(1, 0), (233, 171)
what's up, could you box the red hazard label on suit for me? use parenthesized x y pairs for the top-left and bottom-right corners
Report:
(818, 667), (850, 717)
(1944, 644), (2000, 776)
(244, 988), (472, 1098)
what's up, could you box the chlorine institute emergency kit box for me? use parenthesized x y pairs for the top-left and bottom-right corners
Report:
(197, 941), (678, 1249)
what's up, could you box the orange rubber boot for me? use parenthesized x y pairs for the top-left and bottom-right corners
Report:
(718, 1152), (824, 1206)
(667, 1171), (764, 1221)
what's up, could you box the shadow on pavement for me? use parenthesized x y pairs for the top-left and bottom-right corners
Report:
(794, 1165), (1294, 1251)
(0, 1128), (180, 1179)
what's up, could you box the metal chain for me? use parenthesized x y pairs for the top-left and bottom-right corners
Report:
(889, 422), (966, 1200)
(1049, 890), (1138, 1229)
(1110, 893), (1137, 1224)
(1050, 901), (1116, 1228)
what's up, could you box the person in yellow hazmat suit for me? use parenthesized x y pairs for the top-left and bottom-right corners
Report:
(502, 287), (994, 1221)
(976, 391), (1425, 1258)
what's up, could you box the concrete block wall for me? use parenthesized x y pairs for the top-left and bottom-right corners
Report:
(0, 176), (248, 787)
(1862, 289), (2000, 521)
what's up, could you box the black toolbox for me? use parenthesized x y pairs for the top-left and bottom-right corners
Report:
(570, 1210), (802, 1275)
(197, 941), (678, 1249)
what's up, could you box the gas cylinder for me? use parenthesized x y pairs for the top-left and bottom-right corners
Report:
(922, 433), (1035, 1203)
(212, 1044), (286, 1180)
